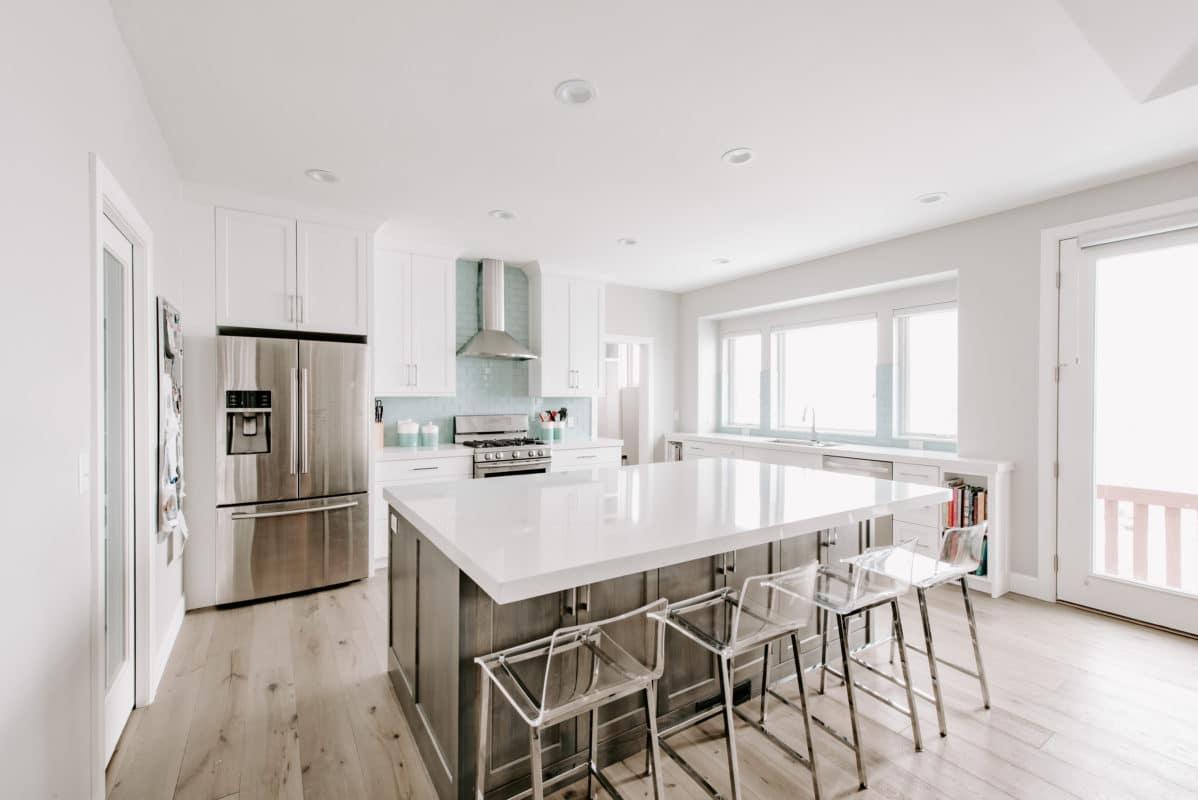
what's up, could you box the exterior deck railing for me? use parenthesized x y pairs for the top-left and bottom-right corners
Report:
(1096, 484), (1198, 589)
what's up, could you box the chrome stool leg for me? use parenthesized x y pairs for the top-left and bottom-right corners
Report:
(836, 613), (868, 790)
(759, 640), (772, 724)
(717, 654), (744, 799)
(916, 588), (948, 737)
(961, 578), (991, 709)
(818, 608), (830, 694)
(891, 599), (923, 752)
(588, 708), (599, 799)
(476, 668), (491, 800)
(789, 633), (822, 800)
(645, 683), (666, 800)
(528, 726), (545, 800)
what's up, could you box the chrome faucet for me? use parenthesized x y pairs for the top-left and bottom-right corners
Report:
(802, 406), (819, 444)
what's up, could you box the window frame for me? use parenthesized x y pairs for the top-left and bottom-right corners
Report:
(720, 330), (763, 428)
(770, 312), (879, 437)
(893, 301), (958, 442)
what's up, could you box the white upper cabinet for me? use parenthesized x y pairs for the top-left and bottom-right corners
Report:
(296, 221), (368, 335)
(215, 208), (296, 329)
(373, 249), (455, 397)
(215, 208), (370, 335)
(528, 267), (604, 397)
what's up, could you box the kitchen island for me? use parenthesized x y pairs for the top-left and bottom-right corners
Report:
(384, 457), (950, 799)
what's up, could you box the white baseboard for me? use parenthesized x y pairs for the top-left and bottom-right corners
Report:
(149, 595), (186, 703)
(1009, 570), (1054, 602)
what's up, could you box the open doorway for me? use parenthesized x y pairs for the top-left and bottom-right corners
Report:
(598, 336), (653, 464)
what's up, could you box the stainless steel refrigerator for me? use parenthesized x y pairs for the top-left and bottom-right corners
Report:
(216, 334), (369, 603)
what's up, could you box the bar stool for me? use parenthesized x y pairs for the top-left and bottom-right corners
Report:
(845, 522), (992, 738)
(649, 563), (822, 800)
(474, 598), (668, 800)
(811, 537), (923, 791)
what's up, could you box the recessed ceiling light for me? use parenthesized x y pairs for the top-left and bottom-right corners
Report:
(721, 148), (755, 165)
(554, 79), (596, 105)
(916, 191), (948, 205)
(616, 237), (638, 246)
(713, 257), (731, 265)
(488, 209), (515, 220)
(304, 168), (339, 184)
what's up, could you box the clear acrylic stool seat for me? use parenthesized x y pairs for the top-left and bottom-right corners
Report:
(843, 522), (992, 738)
(649, 563), (823, 800)
(474, 598), (668, 800)
(810, 538), (924, 791)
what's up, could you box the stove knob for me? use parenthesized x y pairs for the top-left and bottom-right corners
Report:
(512, 450), (523, 459)
(496, 451), (507, 460)
(537, 449), (546, 457)
(483, 453), (493, 461)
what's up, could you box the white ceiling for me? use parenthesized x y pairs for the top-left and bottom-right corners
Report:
(110, 0), (1198, 292)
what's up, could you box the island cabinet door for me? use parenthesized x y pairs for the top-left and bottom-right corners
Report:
(723, 543), (775, 687)
(477, 591), (577, 793)
(776, 535), (821, 671)
(389, 510), (418, 698)
(656, 555), (724, 713)
(578, 571), (658, 750)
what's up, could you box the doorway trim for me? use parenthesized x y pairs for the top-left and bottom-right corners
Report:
(1036, 192), (1198, 605)
(604, 334), (654, 464)
(90, 155), (157, 791)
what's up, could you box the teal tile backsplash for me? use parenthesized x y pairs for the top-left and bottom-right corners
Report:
(378, 260), (591, 444)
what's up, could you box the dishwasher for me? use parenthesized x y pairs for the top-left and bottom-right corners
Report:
(821, 455), (895, 645)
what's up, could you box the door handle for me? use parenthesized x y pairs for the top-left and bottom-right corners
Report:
(413, 363), (418, 387)
(564, 587), (577, 616)
(407, 363), (414, 386)
(231, 499), (359, 520)
(717, 553), (727, 575)
(299, 367), (310, 474)
(297, 295), (304, 323)
(727, 549), (737, 573)
(287, 294), (295, 322)
(289, 367), (298, 475)
(577, 585), (590, 613)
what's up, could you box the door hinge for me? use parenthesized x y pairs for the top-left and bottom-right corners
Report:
(1054, 365), (1060, 383)
(1055, 271), (1061, 289)
(1053, 461), (1059, 479)
(1053, 554), (1059, 573)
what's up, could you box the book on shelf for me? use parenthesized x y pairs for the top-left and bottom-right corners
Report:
(944, 478), (988, 576)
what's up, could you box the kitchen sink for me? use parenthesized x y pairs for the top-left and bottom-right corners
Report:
(771, 440), (838, 447)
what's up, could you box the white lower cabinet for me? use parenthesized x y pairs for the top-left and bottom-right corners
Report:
(894, 519), (941, 557)
(740, 446), (822, 468)
(551, 446), (621, 472)
(372, 455), (472, 568)
(681, 442), (742, 460)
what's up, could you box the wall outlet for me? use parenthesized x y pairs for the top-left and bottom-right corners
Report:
(567, 416), (576, 428)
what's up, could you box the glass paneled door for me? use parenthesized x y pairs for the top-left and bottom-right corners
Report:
(102, 214), (136, 762)
(1058, 227), (1198, 634)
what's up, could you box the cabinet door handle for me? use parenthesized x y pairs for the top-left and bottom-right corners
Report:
(564, 587), (577, 616)
(578, 585), (590, 613)
(287, 294), (295, 322)
(728, 550), (737, 573)
(297, 295), (304, 323)
(716, 553), (727, 575)
(413, 363), (418, 387)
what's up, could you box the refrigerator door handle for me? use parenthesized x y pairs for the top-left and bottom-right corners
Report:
(300, 367), (310, 474)
(289, 367), (298, 475)
(230, 499), (359, 521)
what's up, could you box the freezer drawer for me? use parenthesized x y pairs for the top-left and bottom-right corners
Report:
(216, 494), (369, 603)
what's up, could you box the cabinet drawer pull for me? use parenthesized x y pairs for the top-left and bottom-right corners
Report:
(576, 454), (597, 460)
(411, 466), (440, 471)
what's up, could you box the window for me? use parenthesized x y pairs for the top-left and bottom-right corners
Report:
(773, 316), (877, 435)
(722, 333), (761, 427)
(895, 304), (957, 439)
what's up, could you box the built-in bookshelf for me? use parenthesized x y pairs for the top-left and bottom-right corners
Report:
(942, 469), (1007, 596)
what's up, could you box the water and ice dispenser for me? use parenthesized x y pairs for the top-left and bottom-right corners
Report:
(225, 390), (272, 455)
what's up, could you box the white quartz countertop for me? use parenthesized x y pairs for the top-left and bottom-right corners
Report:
(376, 444), (473, 461)
(669, 432), (1013, 474)
(384, 457), (951, 604)
(549, 438), (622, 451)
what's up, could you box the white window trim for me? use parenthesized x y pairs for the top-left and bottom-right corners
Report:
(720, 331), (762, 428)
(893, 301), (958, 442)
(771, 313), (879, 436)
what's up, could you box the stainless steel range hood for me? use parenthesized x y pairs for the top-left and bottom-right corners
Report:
(457, 259), (538, 360)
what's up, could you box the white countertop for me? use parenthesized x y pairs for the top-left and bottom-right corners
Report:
(384, 457), (951, 604)
(669, 432), (1013, 474)
(376, 444), (473, 461)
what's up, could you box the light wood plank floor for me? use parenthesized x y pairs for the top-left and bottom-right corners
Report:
(107, 576), (1198, 799)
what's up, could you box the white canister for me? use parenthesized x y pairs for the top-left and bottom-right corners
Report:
(419, 422), (439, 448)
(396, 420), (419, 448)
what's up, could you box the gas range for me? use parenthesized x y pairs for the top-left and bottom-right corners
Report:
(454, 414), (552, 478)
